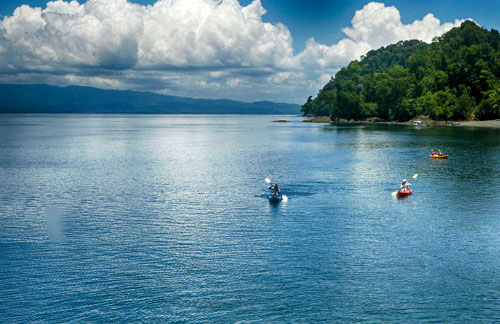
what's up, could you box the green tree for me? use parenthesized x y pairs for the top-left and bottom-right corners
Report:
(454, 92), (475, 119)
(476, 88), (500, 119)
(301, 96), (313, 115)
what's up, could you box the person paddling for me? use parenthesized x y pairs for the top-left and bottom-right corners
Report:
(400, 179), (412, 191)
(270, 183), (281, 197)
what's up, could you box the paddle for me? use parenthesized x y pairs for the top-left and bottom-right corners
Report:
(392, 174), (418, 196)
(265, 178), (288, 201)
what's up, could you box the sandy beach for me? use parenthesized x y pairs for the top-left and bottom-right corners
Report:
(454, 119), (500, 129)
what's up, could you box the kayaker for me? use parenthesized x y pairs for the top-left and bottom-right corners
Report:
(271, 184), (281, 196)
(438, 149), (443, 155)
(432, 149), (437, 155)
(400, 179), (411, 191)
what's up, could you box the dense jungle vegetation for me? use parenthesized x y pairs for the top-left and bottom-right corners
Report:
(302, 21), (500, 121)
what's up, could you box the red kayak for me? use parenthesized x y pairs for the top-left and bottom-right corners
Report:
(397, 189), (412, 196)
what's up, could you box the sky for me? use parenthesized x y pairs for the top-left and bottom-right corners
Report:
(0, 0), (498, 104)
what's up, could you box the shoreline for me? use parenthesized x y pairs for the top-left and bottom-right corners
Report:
(303, 116), (500, 130)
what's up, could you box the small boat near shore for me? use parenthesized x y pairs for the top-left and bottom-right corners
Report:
(413, 120), (428, 127)
(430, 154), (449, 159)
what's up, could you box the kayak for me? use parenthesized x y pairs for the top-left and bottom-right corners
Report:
(430, 154), (449, 159)
(397, 189), (412, 196)
(269, 195), (283, 202)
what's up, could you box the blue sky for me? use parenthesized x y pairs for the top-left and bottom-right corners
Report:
(0, 0), (497, 103)
(242, 0), (500, 52)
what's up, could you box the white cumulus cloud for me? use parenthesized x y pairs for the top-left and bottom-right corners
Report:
(343, 2), (463, 48)
(0, 0), (296, 74)
(0, 0), (467, 103)
(138, 0), (296, 69)
(299, 2), (464, 72)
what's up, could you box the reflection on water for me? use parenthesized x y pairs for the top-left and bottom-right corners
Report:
(1, 115), (500, 322)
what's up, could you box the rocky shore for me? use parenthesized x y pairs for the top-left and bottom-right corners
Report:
(302, 116), (332, 123)
(302, 115), (500, 129)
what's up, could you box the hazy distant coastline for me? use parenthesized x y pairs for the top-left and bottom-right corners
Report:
(0, 84), (300, 115)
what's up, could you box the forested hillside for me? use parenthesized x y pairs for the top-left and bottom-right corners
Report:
(302, 21), (500, 121)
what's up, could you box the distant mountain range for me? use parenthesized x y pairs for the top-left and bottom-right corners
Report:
(0, 84), (300, 114)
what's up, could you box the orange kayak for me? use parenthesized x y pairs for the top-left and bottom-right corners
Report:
(397, 189), (412, 196)
(430, 154), (449, 159)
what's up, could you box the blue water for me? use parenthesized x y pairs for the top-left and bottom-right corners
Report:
(2, 114), (500, 322)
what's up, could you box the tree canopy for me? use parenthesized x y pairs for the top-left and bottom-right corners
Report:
(302, 21), (500, 121)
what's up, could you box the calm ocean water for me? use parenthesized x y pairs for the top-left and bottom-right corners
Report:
(2, 114), (500, 322)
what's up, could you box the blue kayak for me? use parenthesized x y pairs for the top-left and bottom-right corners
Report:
(269, 194), (283, 202)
